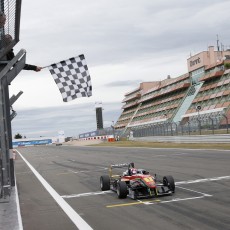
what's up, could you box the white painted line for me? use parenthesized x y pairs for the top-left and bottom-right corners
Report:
(137, 186), (212, 206)
(62, 191), (113, 199)
(15, 149), (93, 230)
(151, 153), (188, 157)
(61, 175), (229, 199)
(139, 185), (213, 205)
(146, 196), (206, 205)
(57, 167), (108, 176)
(15, 176), (23, 230)
(90, 146), (230, 152)
(175, 175), (230, 185)
(176, 186), (212, 197)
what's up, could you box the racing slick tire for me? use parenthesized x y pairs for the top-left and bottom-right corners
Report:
(117, 181), (128, 199)
(163, 175), (175, 193)
(100, 175), (110, 191)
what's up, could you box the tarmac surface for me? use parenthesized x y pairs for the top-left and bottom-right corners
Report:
(1, 140), (230, 229)
(0, 140), (95, 230)
(0, 186), (22, 230)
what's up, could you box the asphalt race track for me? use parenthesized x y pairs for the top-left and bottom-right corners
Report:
(14, 145), (230, 230)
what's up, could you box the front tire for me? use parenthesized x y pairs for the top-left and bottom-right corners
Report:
(100, 175), (110, 191)
(117, 181), (127, 199)
(163, 175), (175, 193)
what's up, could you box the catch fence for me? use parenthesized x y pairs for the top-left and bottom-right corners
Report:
(131, 117), (229, 138)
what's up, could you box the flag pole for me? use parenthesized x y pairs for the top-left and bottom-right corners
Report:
(42, 65), (50, 69)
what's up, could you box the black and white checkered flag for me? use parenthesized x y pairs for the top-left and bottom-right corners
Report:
(48, 54), (92, 102)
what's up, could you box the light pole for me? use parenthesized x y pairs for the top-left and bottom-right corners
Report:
(223, 114), (229, 134)
(164, 113), (167, 136)
(209, 115), (214, 134)
(188, 121), (190, 135)
(196, 105), (201, 135)
(112, 121), (115, 138)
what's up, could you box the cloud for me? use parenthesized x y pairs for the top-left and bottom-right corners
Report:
(11, 101), (122, 138)
(18, 0), (230, 66)
(104, 80), (142, 87)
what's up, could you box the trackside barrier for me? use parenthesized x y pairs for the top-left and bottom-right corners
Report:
(80, 135), (117, 141)
(81, 136), (110, 141)
(132, 134), (230, 143)
(108, 138), (115, 142)
(12, 139), (52, 148)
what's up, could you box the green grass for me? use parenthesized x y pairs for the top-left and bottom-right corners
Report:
(91, 140), (230, 150)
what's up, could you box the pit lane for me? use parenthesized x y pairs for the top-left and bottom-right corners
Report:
(15, 145), (230, 230)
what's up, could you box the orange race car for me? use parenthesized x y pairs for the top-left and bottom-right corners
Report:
(100, 163), (175, 199)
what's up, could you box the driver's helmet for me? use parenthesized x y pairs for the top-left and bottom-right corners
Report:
(131, 168), (137, 175)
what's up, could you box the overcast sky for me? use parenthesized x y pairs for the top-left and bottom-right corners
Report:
(9, 0), (230, 138)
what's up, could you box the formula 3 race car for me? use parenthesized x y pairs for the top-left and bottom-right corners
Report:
(100, 163), (175, 199)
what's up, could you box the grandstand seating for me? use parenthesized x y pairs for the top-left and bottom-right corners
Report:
(115, 46), (230, 134)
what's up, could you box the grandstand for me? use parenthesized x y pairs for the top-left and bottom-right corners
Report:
(115, 46), (230, 136)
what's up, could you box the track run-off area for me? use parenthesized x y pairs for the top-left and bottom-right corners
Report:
(14, 145), (230, 230)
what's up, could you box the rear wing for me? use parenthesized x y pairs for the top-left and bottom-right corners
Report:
(109, 163), (134, 177)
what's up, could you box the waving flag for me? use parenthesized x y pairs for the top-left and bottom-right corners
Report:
(48, 54), (92, 102)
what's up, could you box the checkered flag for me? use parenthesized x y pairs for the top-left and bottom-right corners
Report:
(47, 54), (92, 102)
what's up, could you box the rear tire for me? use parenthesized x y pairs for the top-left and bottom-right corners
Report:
(100, 175), (110, 191)
(117, 181), (127, 199)
(154, 187), (158, 197)
(163, 175), (175, 193)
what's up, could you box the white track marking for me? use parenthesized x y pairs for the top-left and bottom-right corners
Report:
(15, 149), (93, 230)
(15, 176), (23, 230)
(176, 186), (212, 197)
(62, 191), (113, 199)
(149, 153), (188, 158)
(61, 175), (230, 199)
(143, 196), (207, 205)
(89, 146), (230, 152)
(175, 176), (230, 185)
(57, 168), (108, 176)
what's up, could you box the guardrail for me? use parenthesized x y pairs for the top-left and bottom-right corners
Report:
(12, 139), (52, 148)
(133, 134), (230, 143)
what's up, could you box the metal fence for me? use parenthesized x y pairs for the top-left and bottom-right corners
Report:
(0, 0), (22, 199)
(0, 0), (21, 59)
(132, 117), (229, 138)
